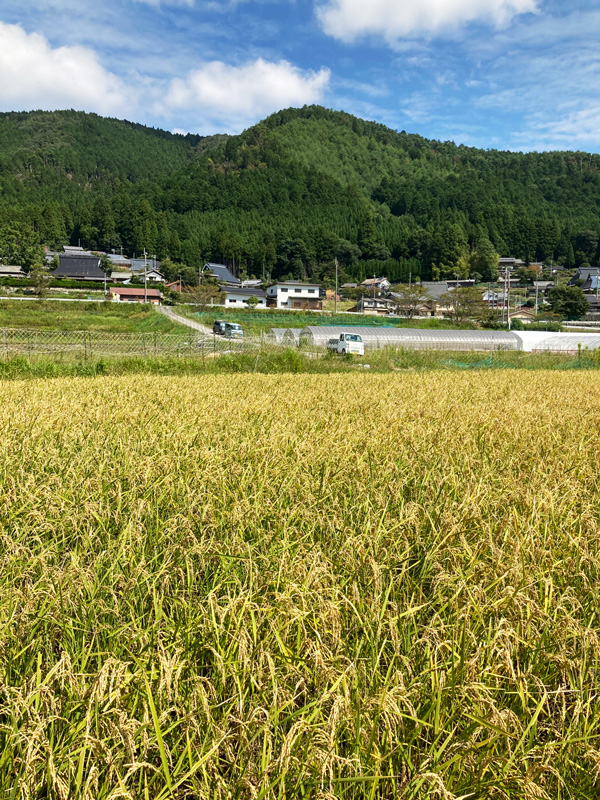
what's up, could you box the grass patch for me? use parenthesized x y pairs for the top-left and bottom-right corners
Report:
(0, 300), (181, 333)
(0, 347), (598, 379)
(176, 305), (478, 335)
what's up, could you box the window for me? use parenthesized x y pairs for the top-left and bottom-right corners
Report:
(229, 298), (236, 303)
(308, 289), (315, 294)
(281, 288), (288, 293)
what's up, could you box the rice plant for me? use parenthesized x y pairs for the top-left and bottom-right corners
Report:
(0, 372), (599, 798)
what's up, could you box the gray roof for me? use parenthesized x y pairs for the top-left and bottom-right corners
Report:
(204, 262), (240, 285)
(0, 264), (25, 276)
(361, 277), (389, 286)
(570, 268), (600, 285)
(54, 254), (105, 280)
(130, 258), (161, 273)
(269, 280), (321, 288)
(220, 286), (266, 298)
(421, 281), (451, 301)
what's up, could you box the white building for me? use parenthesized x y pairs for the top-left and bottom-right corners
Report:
(360, 277), (391, 293)
(266, 281), (322, 310)
(220, 286), (267, 307)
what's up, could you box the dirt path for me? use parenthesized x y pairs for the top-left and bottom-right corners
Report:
(159, 306), (213, 335)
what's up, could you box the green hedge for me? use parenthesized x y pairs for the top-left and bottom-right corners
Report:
(0, 277), (110, 290)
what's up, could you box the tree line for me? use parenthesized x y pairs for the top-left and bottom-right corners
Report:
(2, 106), (600, 286)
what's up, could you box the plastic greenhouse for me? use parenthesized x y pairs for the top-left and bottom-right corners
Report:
(299, 326), (521, 351)
(268, 329), (289, 344)
(281, 329), (303, 345)
(531, 335), (600, 354)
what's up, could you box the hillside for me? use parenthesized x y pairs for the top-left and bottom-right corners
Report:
(1, 105), (600, 283)
(0, 110), (205, 188)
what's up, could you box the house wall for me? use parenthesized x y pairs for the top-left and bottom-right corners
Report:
(266, 284), (320, 309)
(225, 295), (266, 307)
(111, 293), (160, 304)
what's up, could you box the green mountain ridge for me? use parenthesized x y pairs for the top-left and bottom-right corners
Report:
(1, 105), (599, 283)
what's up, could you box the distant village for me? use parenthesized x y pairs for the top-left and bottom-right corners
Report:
(0, 246), (598, 324)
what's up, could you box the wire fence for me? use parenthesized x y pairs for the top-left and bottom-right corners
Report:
(0, 328), (322, 360)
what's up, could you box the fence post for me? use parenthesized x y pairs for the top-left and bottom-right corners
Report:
(154, 332), (157, 357)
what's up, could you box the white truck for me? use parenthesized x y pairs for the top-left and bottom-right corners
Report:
(327, 332), (365, 356)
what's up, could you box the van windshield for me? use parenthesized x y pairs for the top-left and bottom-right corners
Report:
(227, 324), (242, 330)
(346, 334), (362, 342)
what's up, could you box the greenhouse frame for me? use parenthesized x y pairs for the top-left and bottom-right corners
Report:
(282, 328), (303, 345)
(298, 326), (521, 351)
(268, 328), (290, 344)
(531, 334), (600, 355)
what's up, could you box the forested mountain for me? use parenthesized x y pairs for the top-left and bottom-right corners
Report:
(1, 105), (600, 284)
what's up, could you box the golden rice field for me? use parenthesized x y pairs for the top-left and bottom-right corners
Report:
(1, 372), (600, 799)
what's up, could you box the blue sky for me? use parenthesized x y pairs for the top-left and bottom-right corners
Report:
(0, 0), (599, 151)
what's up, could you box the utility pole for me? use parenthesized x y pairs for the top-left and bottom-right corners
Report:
(144, 248), (148, 304)
(505, 265), (511, 329)
(334, 257), (338, 315)
(409, 271), (412, 287)
(535, 281), (539, 317)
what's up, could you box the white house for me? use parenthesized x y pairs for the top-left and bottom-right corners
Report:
(220, 286), (267, 307)
(266, 281), (322, 310)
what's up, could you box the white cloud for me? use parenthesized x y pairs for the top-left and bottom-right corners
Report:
(163, 58), (330, 125)
(0, 22), (129, 115)
(0, 21), (330, 134)
(133, 0), (194, 6)
(316, 0), (538, 43)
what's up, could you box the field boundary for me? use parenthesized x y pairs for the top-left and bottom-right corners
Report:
(0, 327), (311, 359)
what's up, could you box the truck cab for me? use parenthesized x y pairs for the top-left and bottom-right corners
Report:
(327, 332), (364, 356)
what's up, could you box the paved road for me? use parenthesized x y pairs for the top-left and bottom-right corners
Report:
(159, 305), (213, 335)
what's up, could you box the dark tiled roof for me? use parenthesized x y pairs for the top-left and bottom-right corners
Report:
(220, 286), (266, 298)
(204, 263), (240, 285)
(54, 255), (105, 280)
(421, 281), (451, 301)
